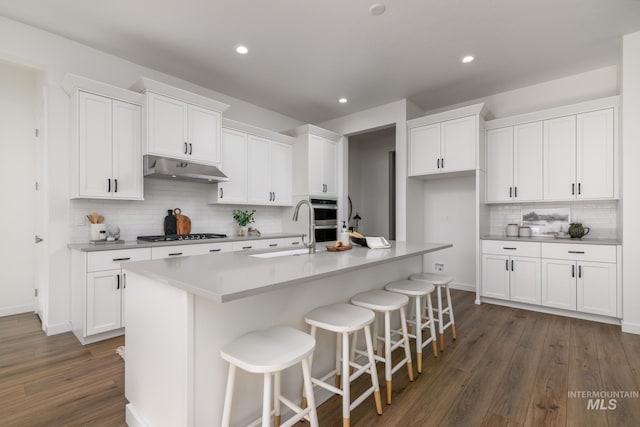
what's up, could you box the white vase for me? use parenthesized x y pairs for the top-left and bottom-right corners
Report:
(238, 226), (248, 236)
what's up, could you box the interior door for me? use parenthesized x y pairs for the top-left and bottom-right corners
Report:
(408, 123), (440, 175)
(440, 115), (476, 172)
(485, 127), (513, 202)
(543, 115), (576, 200)
(187, 104), (220, 164)
(513, 121), (543, 201)
(270, 142), (292, 205)
(218, 128), (247, 203)
(482, 254), (510, 300)
(112, 100), (142, 199)
(576, 109), (614, 199)
(246, 135), (271, 204)
(78, 91), (112, 197)
(541, 259), (576, 310)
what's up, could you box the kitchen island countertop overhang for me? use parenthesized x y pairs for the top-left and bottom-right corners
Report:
(122, 241), (453, 303)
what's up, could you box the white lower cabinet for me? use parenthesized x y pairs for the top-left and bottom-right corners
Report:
(482, 254), (510, 300)
(86, 270), (124, 335)
(481, 254), (540, 304)
(577, 261), (617, 317)
(541, 259), (577, 311)
(150, 242), (232, 259)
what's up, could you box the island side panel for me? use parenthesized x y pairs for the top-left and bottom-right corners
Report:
(124, 271), (194, 427)
(193, 256), (421, 426)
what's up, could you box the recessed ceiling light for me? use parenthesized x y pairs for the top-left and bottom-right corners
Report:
(235, 45), (249, 55)
(369, 3), (386, 16)
(462, 55), (475, 63)
(339, 98), (348, 104)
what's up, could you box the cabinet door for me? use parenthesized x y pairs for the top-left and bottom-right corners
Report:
(543, 115), (576, 200)
(482, 254), (510, 300)
(147, 93), (188, 158)
(270, 142), (293, 205)
(510, 256), (541, 305)
(187, 104), (221, 164)
(86, 270), (122, 335)
(308, 136), (325, 194)
(247, 135), (272, 204)
(217, 129), (247, 203)
(441, 115), (476, 172)
(112, 100), (142, 200)
(576, 109), (614, 199)
(541, 259), (576, 310)
(78, 91), (112, 197)
(409, 124), (440, 175)
(322, 139), (338, 196)
(577, 261), (616, 317)
(486, 127), (514, 202)
(513, 121), (543, 202)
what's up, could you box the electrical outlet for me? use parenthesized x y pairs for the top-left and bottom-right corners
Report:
(435, 263), (444, 272)
(75, 215), (85, 226)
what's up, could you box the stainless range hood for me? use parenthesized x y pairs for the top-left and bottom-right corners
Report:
(143, 155), (229, 183)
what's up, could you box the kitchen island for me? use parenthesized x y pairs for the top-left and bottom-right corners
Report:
(123, 241), (451, 427)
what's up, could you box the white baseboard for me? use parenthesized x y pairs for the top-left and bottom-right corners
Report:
(621, 321), (640, 335)
(449, 282), (476, 293)
(43, 321), (72, 336)
(126, 404), (150, 427)
(0, 303), (35, 317)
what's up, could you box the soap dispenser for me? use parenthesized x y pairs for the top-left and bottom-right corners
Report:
(339, 221), (350, 246)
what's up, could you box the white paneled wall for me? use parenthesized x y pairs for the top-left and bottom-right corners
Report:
(488, 201), (618, 239)
(69, 179), (284, 243)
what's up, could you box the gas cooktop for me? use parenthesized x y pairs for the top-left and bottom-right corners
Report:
(137, 233), (228, 242)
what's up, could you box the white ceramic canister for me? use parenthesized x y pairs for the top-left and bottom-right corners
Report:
(506, 224), (519, 237)
(518, 226), (532, 237)
(90, 223), (107, 241)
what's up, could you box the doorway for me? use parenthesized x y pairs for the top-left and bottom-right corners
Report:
(0, 59), (45, 317)
(347, 126), (396, 239)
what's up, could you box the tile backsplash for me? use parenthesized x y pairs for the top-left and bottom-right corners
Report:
(69, 179), (285, 243)
(488, 201), (618, 239)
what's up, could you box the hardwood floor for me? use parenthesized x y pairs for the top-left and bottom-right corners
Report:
(1, 291), (639, 426)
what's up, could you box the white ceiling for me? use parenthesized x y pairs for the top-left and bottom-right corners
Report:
(1, 0), (640, 123)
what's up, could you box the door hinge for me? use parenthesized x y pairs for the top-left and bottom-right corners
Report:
(35, 289), (38, 297)
(35, 128), (39, 138)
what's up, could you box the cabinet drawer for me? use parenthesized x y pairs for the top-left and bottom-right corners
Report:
(87, 248), (151, 272)
(482, 240), (540, 257)
(282, 237), (304, 247)
(151, 244), (209, 259)
(541, 243), (616, 263)
(200, 242), (233, 254)
(232, 240), (261, 251)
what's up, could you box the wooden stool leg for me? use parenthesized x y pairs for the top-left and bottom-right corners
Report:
(301, 357), (319, 427)
(426, 293), (438, 358)
(221, 364), (236, 427)
(437, 285), (445, 351)
(262, 372), (272, 427)
(414, 296), (423, 373)
(446, 284), (457, 339)
(399, 306), (414, 382)
(363, 325), (383, 415)
(384, 311), (392, 404)
(274, 372), (281, 427)
(342, 332), (351, 424)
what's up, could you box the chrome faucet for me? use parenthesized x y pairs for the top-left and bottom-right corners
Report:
(292, 199), (316, 254)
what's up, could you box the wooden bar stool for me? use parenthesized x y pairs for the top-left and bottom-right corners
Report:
(220, 326), (318, 427)
(410, 273), (456, 351)
(350, 289), (414, 405)
(302, 303), (383, 427)
(385, 279), (438, 373)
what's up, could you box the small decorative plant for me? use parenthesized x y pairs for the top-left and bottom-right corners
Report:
(233, 209), (256, 227)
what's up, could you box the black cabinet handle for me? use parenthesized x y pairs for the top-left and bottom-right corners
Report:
(509, 187), (512, 198)
(116, 274), (120, 290)
(511, 260), (514, 271)
(441, 158), (444, 168)
(572, 265), (575, 278)
(572, 183), (575, 195)
(273, 192), (276, 201)
(123, 273), (126, 288)
(506, 259), (509, 271)
(568, 251), (585, 254)
(219, 187), (223, 199)
(437, 158), (440, 169)
(114, 179), (118, 193)
(514, 187), (517, 198)
(209, 248), (221, 252)
(112, 257), (131, 261)
(168, 252), (183, 256)
(578, 183), (581, 195)
(184, 142), (188, 154)
(578, 265), (582, 278)
(503, 247), (517, 250)
(291, 241), (300, 245)
(269, 243), (278, 247)
(107, 178), (111, 192)
(242, 246), (252, 250)
(189, 143), (193, 155)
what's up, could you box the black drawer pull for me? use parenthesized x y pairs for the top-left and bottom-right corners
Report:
(291, 241), (300, 245)
(168, 252), (183, 256)
(269, 243), (278, 247)
(209, 249), (221, 253)
(112, 257), (131, 261)
(568, 251), (585, 254)
(242, 246), (252, 250)
(503, 247), (517, 250)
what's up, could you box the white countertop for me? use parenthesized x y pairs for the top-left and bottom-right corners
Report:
(123, 241), (452, 303)
(67, 233), (304, 252)
(481, 235), (621, 245)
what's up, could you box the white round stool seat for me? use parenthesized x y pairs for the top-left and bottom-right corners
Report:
(220, 326), (315, 373)
(385, 279), (435, 296)
(305, 303), (375, 333)
(351, 289), (409, 311)
(409, 272), (453, 286)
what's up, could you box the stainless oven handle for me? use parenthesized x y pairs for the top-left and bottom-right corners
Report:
(314, 225), (338, 230)
(311, 205), (338, 209)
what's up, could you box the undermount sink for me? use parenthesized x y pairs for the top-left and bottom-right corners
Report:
(248, 248), (310, 258)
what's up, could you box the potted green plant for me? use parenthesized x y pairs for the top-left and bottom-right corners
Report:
(233, 209), (256, 236)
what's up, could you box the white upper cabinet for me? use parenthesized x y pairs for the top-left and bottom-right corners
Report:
(131, 77), (229, 165)
(286, 125), (342, 198)
(71, 81), (143, 200)
(214, 128), (248, 204)
(408, 104), (485, 177)
(486, 122), (543, 203)
(270, 142), (293, 205)
(247, 135), (272, 204)
(486, 97), (618, 203)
